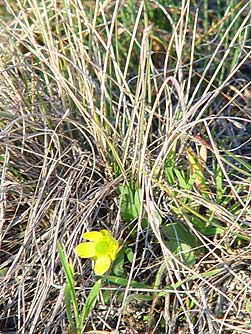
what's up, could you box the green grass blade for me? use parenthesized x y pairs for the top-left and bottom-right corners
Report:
(107, 276), (151, 289)
(79, 279), (101, 328)
(64, 283), (75, 331)
(57, 241), (80, 328)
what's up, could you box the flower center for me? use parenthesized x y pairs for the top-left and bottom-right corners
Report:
(95, 240), (110, 255)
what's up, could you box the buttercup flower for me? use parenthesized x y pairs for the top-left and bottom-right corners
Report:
(75, 230), (119, 276)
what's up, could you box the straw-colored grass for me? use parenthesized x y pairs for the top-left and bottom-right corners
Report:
(1, 1), (251, 333)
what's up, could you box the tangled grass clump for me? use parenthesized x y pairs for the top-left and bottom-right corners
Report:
(1, 1), (251, 333)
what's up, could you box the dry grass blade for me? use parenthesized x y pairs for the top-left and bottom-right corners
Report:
(1, 1), (251, 333)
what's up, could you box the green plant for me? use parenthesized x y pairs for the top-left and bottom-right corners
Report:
(161, 221), (201, 267)
(1, 0), (251, 332)
(119, 183), (142, 223)
(57, 241), (101, 334)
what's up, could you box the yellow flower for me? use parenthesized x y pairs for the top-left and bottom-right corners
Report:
(75, 230), (119, 276)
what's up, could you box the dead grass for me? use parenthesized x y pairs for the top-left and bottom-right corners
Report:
(1, 1), (251, 333)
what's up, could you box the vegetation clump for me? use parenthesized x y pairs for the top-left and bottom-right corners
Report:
(0, 1), (251, 333)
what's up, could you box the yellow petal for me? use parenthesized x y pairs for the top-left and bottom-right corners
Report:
(75, 242), (95, 258)
(94, 255), (111, 276)
(109, 241), (119, 260)
(100, 230), (112, 238)
(82, 231), (102, 241)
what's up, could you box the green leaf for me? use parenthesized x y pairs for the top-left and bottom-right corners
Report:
(0, 268), (8, 277)
(79, 279), (101, 327)
(185, 147), (207, 194)
(165, 166), (175, 185)
(165, 150), (176, 185)
(162, 222), (198, 247)
(134, 188), (142, 214)
(127, 294), (153, 302)
(57, 241), (80, 327)
(175, 242), (196, 267)
(119, 183), (143, 223)
(246, 300), (251, 314)
(191, 216), (225, 236)
(162, 222), (198, 267)
(215, 164), (223, 192)
(112, 248), (126, 276)
(125, 247), (134, 263)
(112, 247), (134, 276)
(101, 290), (111, 305)
(107, 276), (151, 289)
(174, 169), (189, 190)
(158, 268), (224, 296)
(65, 283), (75, 331)
(119, 184), (138, 222)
